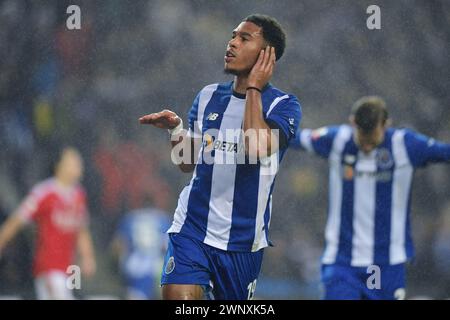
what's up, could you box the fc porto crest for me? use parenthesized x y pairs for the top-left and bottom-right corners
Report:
(165, 256), (175, 274)
(376, 148), (394, 169)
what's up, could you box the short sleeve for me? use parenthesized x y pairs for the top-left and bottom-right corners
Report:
(187, 92), (201, 138)
(265, 95), (302, 149)
(404, 129), (450, 167)
(15, 185), (47, 222)
(291, 126), (340, 159)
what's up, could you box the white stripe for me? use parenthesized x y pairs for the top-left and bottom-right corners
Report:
(266, 94), (289, 117)
(252, 157), (277, 251)
(390, 130), (413, 265)
(167, 170), (197, 233)
(204, 96), (245, 249)
(300, 129), (314, 152)
(322, 125), (352, 264)
(196, 84), (219, 135)
(351, 151), (377, 266)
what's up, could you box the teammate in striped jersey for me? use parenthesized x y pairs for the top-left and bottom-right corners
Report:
(291, 96), (450, 299)
(139, 14), (301, 300)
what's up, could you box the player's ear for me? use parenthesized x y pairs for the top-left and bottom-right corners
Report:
(349, 115), (356, 127)
(385, 118), (392, 128)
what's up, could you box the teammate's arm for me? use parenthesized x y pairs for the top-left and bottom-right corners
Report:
(77, 227), (96, 277)
(405, 130), (450, 166)
(244, 46), (280, 158)
(139, 110), (201, 173)
(290, 127), (338, 159)
(426, 140), (450, 163)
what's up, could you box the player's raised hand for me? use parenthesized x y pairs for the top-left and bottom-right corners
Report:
(139, 109), (181, 129)
(248, 46), (276, 90)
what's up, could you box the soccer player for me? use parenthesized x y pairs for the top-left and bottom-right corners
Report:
(111, 206), (170, 300)
(290, 96), (450, 299)
(139, 14), (301, 300)
(0, 147), (96, 299)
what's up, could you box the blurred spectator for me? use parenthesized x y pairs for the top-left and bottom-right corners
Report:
(111, 205), (170, 299)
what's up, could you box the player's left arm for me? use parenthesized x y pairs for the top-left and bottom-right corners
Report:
(244, 46), (300, 158)
(405, 130), (450, 167)
(76, 194), (96, 278)
(0, 215), (26, 258)
(77, 226), (96, 278)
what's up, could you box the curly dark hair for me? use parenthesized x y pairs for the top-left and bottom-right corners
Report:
(244, 14), (286, 61)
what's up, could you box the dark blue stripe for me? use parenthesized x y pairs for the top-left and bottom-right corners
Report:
(374, 132), (393, 264)
(227, 163), (260, 251)
(180, 83), (232, 241)
(188, 92), (200, 131)
(263, 153), (283, 247)
(336, 140), (357, 265)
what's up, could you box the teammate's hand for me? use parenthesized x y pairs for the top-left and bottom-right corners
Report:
(247, 46), (276, 90)
(139, 109), (181, 129)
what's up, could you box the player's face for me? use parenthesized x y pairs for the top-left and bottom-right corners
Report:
(355, 122), (386, 153)
(59, 149), (84, 183)
(224, 21), (266, 75)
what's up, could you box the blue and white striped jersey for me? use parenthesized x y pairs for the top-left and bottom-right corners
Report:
(292, 124), (450, 266)
(168, 81), (302, 252)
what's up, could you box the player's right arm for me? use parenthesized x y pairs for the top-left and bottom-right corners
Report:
(0, 184), (46, 257)
(290, 126), (339, 159)
(0, 214), (26, 257)
(139, 110), (201, 173)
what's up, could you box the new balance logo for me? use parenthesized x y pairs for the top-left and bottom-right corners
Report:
(206, 113), (219, 121)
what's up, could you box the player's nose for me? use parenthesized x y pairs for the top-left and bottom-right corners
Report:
(228, 38), (238, 48)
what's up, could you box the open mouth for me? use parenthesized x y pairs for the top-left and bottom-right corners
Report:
(224, 50), (236, 62)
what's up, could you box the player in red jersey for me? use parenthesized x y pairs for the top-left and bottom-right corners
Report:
(0, 147), (96, 299)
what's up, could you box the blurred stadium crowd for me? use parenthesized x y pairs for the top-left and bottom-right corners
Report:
(0, 0), (449, 299)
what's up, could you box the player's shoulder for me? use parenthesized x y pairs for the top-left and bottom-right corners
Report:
(199, 81), (232, 95)
(306, 124), (346, 144)
(31, 178), (57, 197)
(74, 183), (88, 198)
(388, 127), (423, 140)
(316, 124), (349, 136)
(266, 84), (300, 105)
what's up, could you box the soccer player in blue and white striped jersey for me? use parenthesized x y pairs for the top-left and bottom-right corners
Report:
(291, 96), (450, 299)
(139, 14), (301, 300)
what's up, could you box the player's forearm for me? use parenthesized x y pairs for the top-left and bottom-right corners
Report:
(77, 228), (95, 262)
(170, 134), (196, 173)
(0, 215), (25, 253)
(243, 90), (277, 157)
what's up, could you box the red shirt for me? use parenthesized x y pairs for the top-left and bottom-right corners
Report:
(16, 178), (88, 276)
